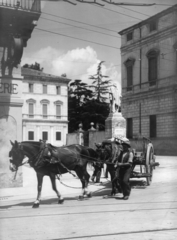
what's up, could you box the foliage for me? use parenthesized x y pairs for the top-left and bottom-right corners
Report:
(89, 61), (112, 102)
(23, 62), (43, 72)
(68, 61), (111, 133)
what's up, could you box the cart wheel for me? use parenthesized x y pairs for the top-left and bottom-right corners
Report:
(145, 143), (154, 186)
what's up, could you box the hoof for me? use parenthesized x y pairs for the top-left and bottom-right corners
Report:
(86, 192), (92, 198)
(78, 195), (84, 201)
(58, 198), (64, 204)
(32, 203), (39, 208)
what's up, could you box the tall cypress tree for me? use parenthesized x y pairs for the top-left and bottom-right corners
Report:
(89, 61), (112, 102)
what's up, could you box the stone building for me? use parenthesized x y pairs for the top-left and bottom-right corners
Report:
(22, 68), (71, 146)
(118, 4), (177, 155)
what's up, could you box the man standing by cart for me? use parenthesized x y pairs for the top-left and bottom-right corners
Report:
(115, 138), (133, 200)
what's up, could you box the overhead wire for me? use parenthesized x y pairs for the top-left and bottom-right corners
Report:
(35, 27), (120, 50)
(40, 16), (120, 38)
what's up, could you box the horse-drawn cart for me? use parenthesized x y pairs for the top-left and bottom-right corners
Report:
(101, 137), (160, 186)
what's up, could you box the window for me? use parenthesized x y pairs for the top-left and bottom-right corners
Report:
(42, 132), (48, 141)
(56, 132), (61, 141)
(127, 65), (133, 91)
(43, 85), (47, 94)
(28, 131), (34, 140)
(127, 118), (133, 139)
(127, 32), (133, 41)
(29, 103), (34, 118)
(56, 105), (61, 119)
(150, 115), (156, 138)
(149, 20), (157, 32)
(56, 86), (61, 95)
(43, 104), (47, 119)
(147, 50), (159, 86)
(29, 83), (33, 93)
(124, 58), (135, 91)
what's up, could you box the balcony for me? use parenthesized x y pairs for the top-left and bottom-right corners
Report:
(0, 0), (41, 48)
(0, 0), (41, 13)
(23, 114), (68, 121)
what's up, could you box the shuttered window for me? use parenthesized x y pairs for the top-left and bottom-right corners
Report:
(28, 131), (34, 140)
(56, 105), (61, 119)
(127, 32), (133, 41)
(43, 104), (47, 119)
(124, 58), (135, 91)
(150, 115), (156, 138)
(56, 86), (61, 95)
(56, 132), (61, 141)
(149, 21), (157, 32)
(29, 103), (34, 118)
(43, 85), (47, 94)
(147, 50), (159, 86)
(127, 65), (133, 91)
(42, 132), (48, 141)
(127, 118), (133, 139)
(29, 84), (33, 93)
(149, 57), (157, 86)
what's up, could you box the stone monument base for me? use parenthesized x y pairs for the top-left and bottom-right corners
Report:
(105, 112), (126, 139)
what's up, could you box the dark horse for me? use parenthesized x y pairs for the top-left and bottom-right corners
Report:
(95, 141), (123, 196)
(9, 140), (99, 208)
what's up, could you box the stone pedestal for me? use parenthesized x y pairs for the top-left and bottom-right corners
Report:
(105, 112), (126, 139)
(0, 57), (23, 188)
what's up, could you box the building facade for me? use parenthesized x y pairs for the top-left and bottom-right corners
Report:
(119, 5), (177, 155)
(22, 68), (71, 146)
(0, 0), (41, 187)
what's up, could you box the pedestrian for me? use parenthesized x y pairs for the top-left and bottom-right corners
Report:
(115, 139), (133, 200)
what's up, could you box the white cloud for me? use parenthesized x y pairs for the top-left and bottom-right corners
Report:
(21, 46), (121, 91)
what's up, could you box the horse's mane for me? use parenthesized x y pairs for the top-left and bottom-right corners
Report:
(21, 141), (41, 150)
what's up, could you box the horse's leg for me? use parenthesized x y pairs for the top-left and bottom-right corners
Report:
(75, 166), (91, 199)
(49, 173), (64, 204)
(33, 172), (44, 208)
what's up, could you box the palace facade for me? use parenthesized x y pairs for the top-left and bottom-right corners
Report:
(119, 5), (177, 155)
(22, 68), (71, 146)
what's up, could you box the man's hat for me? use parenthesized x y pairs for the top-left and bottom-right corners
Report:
(121, 137), (131, 147)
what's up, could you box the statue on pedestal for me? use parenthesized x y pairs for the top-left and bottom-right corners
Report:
(109, 83), (121, 113)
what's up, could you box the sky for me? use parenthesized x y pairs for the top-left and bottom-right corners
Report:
(21, 0), (177, 93)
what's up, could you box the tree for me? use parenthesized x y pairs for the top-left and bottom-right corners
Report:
(89, 61), (112, 102)
(68, 79), (93, 133)
(23, 62), (43, 72)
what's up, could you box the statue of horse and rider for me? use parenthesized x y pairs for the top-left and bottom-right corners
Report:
(109, 83), (121, 114)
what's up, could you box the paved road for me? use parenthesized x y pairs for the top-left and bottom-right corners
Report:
(0, 156), (177, 240)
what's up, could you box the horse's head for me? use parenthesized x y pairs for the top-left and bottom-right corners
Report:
(95, 141), (123, 164)
(95, 143), (111, 162)
(9, 140), (25, 172)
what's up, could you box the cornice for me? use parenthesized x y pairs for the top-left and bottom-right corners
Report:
(120, 25), (177, 53)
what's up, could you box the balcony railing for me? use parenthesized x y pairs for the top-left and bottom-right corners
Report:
(23, 114), (68, 121)
(0, 0), (41, 12)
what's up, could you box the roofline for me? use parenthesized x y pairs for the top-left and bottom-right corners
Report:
(118, 4), (177, 35)
(21, 67), (71, 84)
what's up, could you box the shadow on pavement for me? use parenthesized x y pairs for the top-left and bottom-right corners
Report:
(0, 179), (148, 210)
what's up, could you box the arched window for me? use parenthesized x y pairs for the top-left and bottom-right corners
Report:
(147, 49), (159, 86)
(124, 58), (135, 91)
